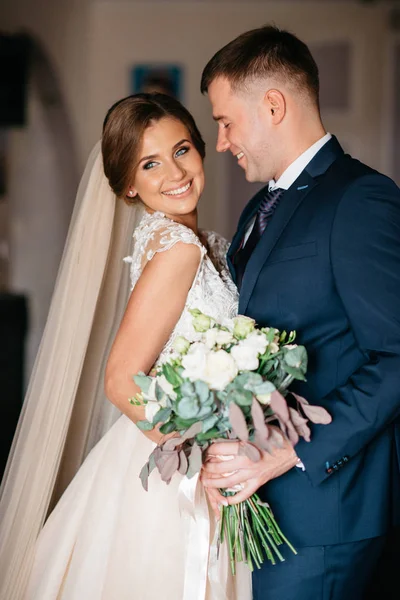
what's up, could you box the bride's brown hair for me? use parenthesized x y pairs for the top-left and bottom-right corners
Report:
(102, 93), (206, 203)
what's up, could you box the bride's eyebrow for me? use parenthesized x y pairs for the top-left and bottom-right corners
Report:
(173, 138), (191, 148)
(138, 153), (158, 164)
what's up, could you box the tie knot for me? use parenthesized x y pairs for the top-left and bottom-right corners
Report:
(258, 187), (284, 215)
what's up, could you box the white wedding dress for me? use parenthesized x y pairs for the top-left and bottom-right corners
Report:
(25, 211), (251, 600)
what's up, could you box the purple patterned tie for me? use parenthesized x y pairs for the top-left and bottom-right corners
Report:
(234, 187), (285, 289)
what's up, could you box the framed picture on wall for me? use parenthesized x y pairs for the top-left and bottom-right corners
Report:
(131, 64), (184, 101)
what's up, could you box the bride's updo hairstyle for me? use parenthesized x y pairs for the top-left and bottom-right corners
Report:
(102, 93), (206, 203)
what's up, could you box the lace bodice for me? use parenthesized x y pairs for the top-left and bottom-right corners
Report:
(123, 211), (239, 365)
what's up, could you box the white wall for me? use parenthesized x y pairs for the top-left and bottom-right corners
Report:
(86, 1), (389, 235)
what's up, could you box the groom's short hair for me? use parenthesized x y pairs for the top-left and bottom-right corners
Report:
(201, 25), (319, 106)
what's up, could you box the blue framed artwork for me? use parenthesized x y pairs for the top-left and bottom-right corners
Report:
(131, 64), (183, 101)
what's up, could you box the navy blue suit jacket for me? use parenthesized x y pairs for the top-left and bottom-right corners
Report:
(228, 137), (400, 546)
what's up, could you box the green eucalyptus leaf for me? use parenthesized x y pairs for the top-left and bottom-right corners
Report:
(152, 407), (172, 426)
(227, 389), (253, 407)
(136, 420), (154, 431)
(162, 363), (183, 387)
(159, 421), (177, 434)
(282, 364), (307, 381)
(253, 381), (276, 395)
(133, 373), (153, 393)
(187, 442), (202, 478)
(194, 380), (211, 403)
(177, 396), (199, 419)
(231, 372), (251, 389)
(284, 346), (308, 372)
(174, 416), (200, 429)
(139, 461), (150, 491)
(196, 427), (221, 442)
(155, 382), (165, 402)
(202, 414), (219, 433)
(264, 328), (277, 343)
(242, 373), (263, 390)
(181, 381), (195, 397)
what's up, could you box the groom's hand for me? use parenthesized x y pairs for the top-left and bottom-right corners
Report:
(201, 435), (298, 507)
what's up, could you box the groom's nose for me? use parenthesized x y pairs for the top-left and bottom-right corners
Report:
(216, 128), (230, 153)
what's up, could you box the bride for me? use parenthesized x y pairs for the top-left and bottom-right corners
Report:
(0, 93), (251, 599)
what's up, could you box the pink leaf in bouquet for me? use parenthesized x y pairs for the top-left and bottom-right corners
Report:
(155, 448), (180, 484)
(285, 420), (300, 446)
(181, 421), (203, 441)
(229, 403), (249, 442)
(178, 449), (188, 475)
(269, 390), (291, 423)
(267, 426), (285, 449)
(162, 422), (203, 452)
(163, 437), (182, 451)
(291, 393), (332, 425)
(289, 407), (311, 442)
(251, 398), (269, 438)
(254, 431), (271, 453)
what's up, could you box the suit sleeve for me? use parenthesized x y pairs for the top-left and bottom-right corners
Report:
(296, 173), (400, 485)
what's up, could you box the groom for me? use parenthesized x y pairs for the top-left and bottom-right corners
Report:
(200, 25), (400, 599)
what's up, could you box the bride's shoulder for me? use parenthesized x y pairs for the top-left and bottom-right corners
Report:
(130, 211), (205, 268)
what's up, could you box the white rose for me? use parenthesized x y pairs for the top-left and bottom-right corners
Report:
(203, 349), (238, 390)
(142, 378), (169, 422)
(173, 336), (190, 354)
(181, 342), (208, 381)
(220, 317), (235, 332)
(231, 342), (260, 371)
(145, 400), (161, 423)
(242, 331), (268, 355)
(215, 330), (234, 346)
(204, 328), (219, 349)
(142, 378), (157, 402)
(233, 315), (256, 339)
(205, 329), (234, 348)
(157, 374), (177, 400)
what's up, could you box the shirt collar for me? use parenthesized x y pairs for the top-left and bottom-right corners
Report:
(269, 132), (332, 191)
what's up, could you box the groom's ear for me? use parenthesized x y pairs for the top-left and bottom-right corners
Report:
(264, 89), (285, 124)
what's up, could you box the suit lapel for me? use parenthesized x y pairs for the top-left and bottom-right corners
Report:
(238, 135), (344, 314)
(239, 170), (317, 314)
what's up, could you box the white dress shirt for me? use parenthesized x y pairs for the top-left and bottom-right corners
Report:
(243, 133), (332, 245)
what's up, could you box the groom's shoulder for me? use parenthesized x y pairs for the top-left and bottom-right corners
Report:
(329, 152), (399, 196)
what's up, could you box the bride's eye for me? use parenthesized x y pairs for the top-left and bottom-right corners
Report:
(175, 146), (189, 158)
(143, 161), (157, 170)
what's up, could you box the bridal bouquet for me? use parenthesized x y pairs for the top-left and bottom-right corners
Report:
(131, 310), (331, 574)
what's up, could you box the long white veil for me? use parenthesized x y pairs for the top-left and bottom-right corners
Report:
(0, 142), (145, 599)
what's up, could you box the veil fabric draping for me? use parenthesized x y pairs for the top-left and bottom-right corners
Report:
(0, 142), (145, 599)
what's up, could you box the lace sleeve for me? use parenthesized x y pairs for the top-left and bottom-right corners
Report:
(124, 212), (205, 290)
(141, 221), (204, 271)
